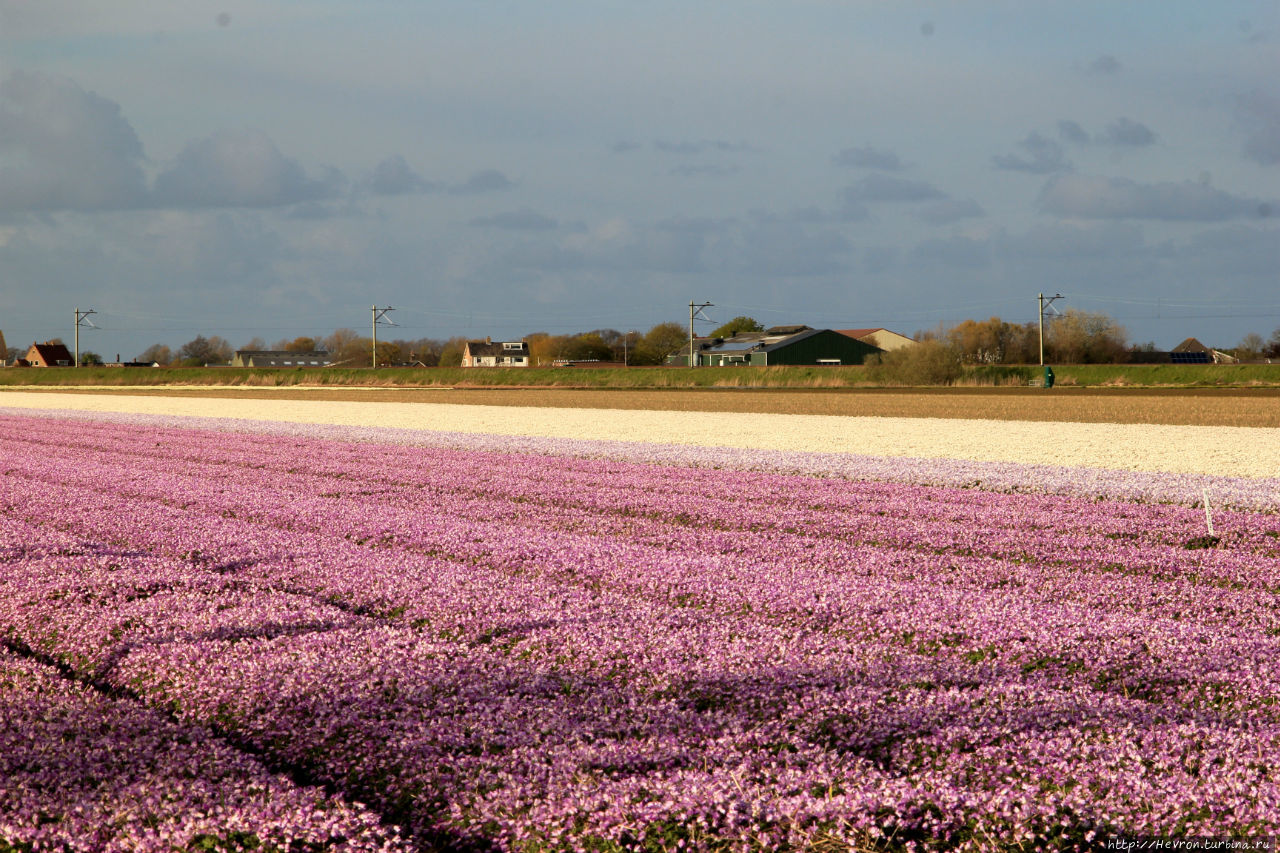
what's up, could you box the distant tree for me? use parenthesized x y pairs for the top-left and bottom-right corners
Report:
(709, 316), (764, 338)
(613, 330), (642, 364)
(322, 329), (373, 366)
(385, 337), (443, 365)
(242, 337), (267, 351)
(176, 335), (233, 366)
(632, 321), (687, 365)
(527, 333), (571, 366)
(7, 346), (25, 364)
(137, 343), (172, 365)
(438, 336), (468, 367)
(373, 341), (403, 366)
(1046, 310), (1127, 363)
(277, 336), (318, 353)
(1236, 333), (1266, 361)
(76, 351), (103, 366)
(1130, 341), (1159, 353)
(867, 339), (963, 385)
(1267, 328), (1280, 359)
(562, 332), (614, 362)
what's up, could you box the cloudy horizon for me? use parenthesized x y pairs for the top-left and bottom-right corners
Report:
(1, 1), (1277, 360)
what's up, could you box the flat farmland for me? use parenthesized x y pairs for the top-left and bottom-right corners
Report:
(2, 390), (1279, 851)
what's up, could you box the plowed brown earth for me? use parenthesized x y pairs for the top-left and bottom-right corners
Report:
(17, 385), (1280, 427)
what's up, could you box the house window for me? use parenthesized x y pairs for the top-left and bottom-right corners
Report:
(817, 358), (841, 365)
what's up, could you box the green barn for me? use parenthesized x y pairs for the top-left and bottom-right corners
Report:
(667, 326), (884, 366)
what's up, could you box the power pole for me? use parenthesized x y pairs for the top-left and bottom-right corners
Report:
(688, 301), (712, 367)
(74, 308), (97, 368)
(1038, 292), (1064, 366)
(371, 305), (396, 368)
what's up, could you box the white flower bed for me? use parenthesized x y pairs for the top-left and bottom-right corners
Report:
(3, 390), (1277, 478)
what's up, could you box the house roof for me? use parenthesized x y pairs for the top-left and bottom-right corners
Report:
(28, 341), (74, 365)
(235, 350), (332, 367)
(677, 326), (829, 357)
(1171, 337), (1210, 353)
(835, 328), (882, 339)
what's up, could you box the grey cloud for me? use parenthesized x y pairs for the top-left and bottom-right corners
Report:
(285, 201), (342, 220)
(654, 216), (734, 234)
(653, 139), (752, 154)
(1168, 224), (1280, 276)
(843, 174), (945, 203)
(992, 132), (1072, 174)
(469, 208), (558, 230)
(1087, 54), (1122, 74)
(368, 155), (437, 195)
(912, 236), (990, 269)
(734, 222), (851, 276)
(1038, 174), (1273, 221)
(832, 146), (904, 170)
(863, 246), (897, 273)
(1236, 91), (1280, 165)
(449, 169), (515, 194)
(0, 71), (147, 212)
(153, 129), (342, 209)
(1057, 120), (1090, 145)
(1098, 117), (1157, 147)
(618, 229), (708, 273)
(998, 222), (1145, 259)
(503, 242), (588, 272)
(915, 198), (985, 225)
(670, 164), (740, 177)
(503, 221), (707, 274)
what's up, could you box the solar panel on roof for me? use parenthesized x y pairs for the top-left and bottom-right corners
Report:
(1170, 352), (1210, 364)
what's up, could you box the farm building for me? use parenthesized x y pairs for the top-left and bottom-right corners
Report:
(232, 350), (333, 367)
(462, 338), (530, 367)
(22, 341), (74, 367)
(667, 325), (883, 366)
(836, 328), (917, 351)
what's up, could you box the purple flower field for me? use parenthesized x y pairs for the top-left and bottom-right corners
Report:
(2, 411), (1279, 851)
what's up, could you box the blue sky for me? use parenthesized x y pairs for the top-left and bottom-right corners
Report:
(1, 0), (1277, 359)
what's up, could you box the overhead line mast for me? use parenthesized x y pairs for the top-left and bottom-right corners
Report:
(371, 306), (396, 368)
(688, 301), (713, 367)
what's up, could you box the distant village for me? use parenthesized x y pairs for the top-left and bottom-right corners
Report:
(3, 311), (1278, 370)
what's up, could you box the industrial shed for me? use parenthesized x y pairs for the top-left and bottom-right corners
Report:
(232, 350), (333, 367)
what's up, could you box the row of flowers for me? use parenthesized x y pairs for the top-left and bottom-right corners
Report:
(2, 411), (1279, 850)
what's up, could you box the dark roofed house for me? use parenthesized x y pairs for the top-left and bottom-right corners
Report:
(462, 338), (530, 367)
(231, 350), (333, 368)
(1171, 338), (1237, 364)
(24, 341), (74, 367)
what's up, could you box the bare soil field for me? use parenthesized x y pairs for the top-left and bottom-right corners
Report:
(12, 384), (1280, 427)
